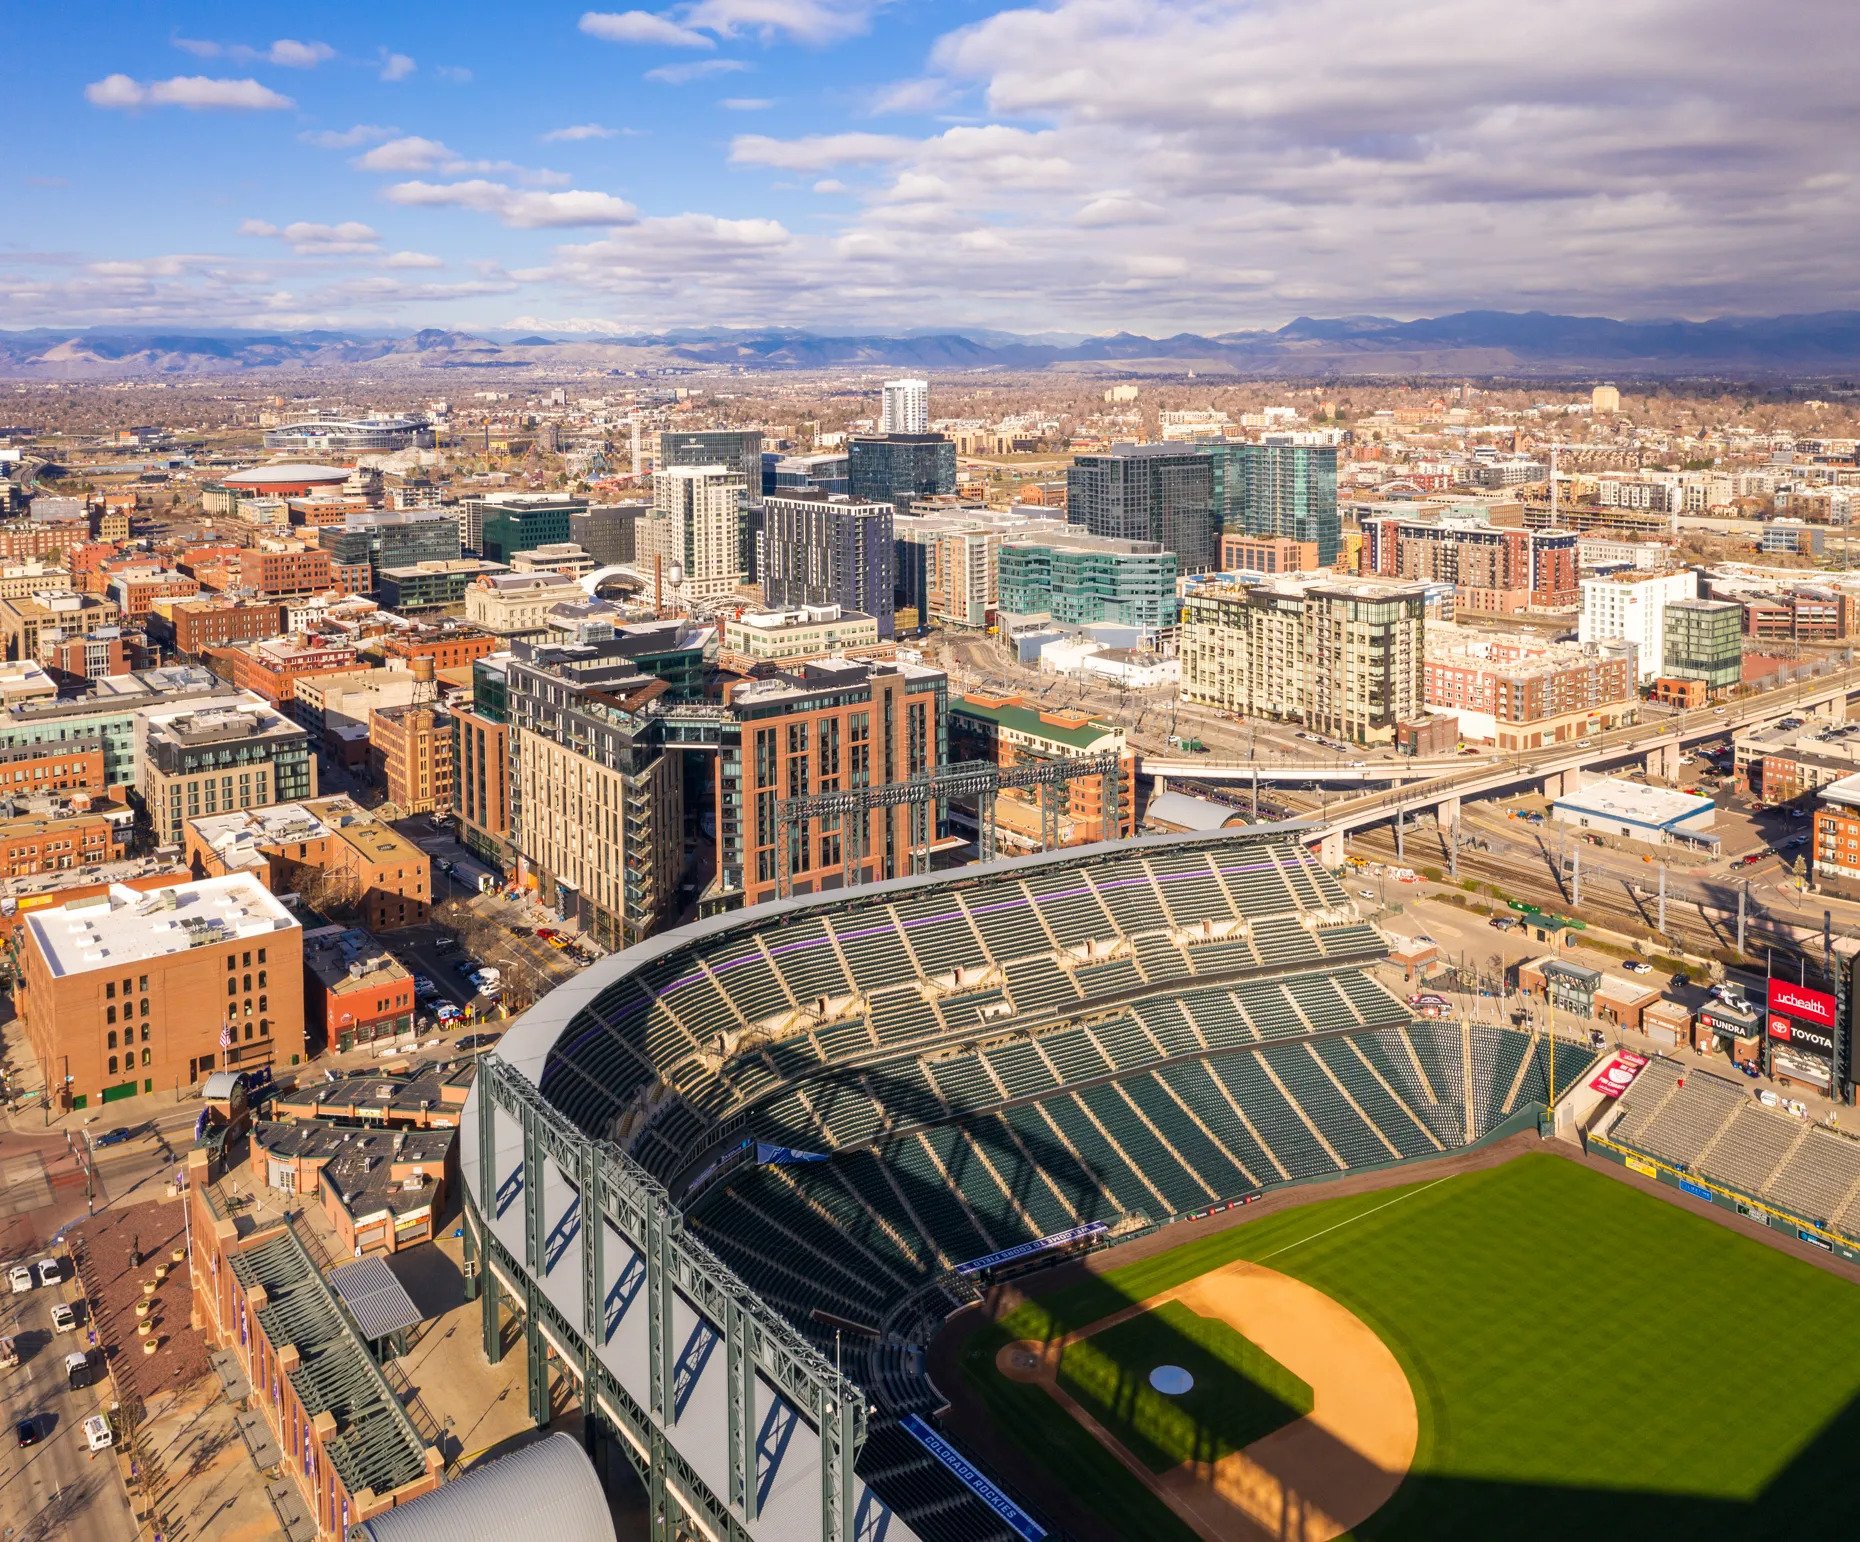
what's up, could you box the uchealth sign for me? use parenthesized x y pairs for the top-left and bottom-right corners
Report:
(1767, 1017), (1836, 1059)
(1766, 978), (1837, 1030)
(1589, 1051), (1650, 1098)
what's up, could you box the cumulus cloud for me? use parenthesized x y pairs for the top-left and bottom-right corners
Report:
(681, 0), (887, 45)
(868, 77), (949, 115)
(721, 97), (774, 111)
(384, 179), (639, 229)
(646, 58), (748, 84)
(385, 251), (446, 268)
(729, 131), (911, 170)
(579, 11), (714, 47)
(378, 50), (417, 81)
(351, 137), (569, 186)
(241, 219), (383, 255)
(85, 75), (295, 110)
(542, 123), (619, 141)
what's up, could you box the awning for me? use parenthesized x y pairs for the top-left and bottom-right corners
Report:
(328, 1256), (423, 1341)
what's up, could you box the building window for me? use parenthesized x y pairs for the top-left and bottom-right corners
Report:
(141, 1048), (151, 1067)
(106, 1006), (116, 1025)
(228, 979), (237, 998)
(108, 1056), (118, 1075)
(107, 1030), (117, 1049)
(105, 981), (115, 1000)
(140, 1025), (150, 1042)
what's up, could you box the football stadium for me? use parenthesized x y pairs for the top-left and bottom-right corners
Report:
(459, 826), (1860, 1542)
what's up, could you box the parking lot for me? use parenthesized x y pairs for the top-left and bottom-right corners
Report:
(0, 1259), (133, 1542)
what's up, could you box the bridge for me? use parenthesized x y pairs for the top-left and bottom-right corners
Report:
(1149, 664), (1860, 865)
(1144, 756), (1478, 785)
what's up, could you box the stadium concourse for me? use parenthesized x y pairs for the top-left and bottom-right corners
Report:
(460, 827), (1596, 1542)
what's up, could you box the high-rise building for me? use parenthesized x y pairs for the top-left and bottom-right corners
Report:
(509, 645), (682, 948)
(1066, 444), (1216, 572)
(1362, 513), (1577, 610)
(996, 532), (1178, 632)
(1180, 577), (1427, 744)
(879, 379), (929, 435)
(317, 512), (461, 593)
(847, 434), (956, 512)
(454, 653), (512, 871)
(762, 493), (897, 638)
(138, 696), (317, 846)
(1578, 569), (1698, 682)
(459, 494), (586, 561)
(370, 702), (455, 816)
(708, 660), (947, 909)
(569, 503), (643, 567)
(1661, 599), (1743, 691)
(19, 874), (305, 1106)
(660, 429), (764, 580)
(643, 466), (745, 601)
(1211, 436), (1341, 565)
(892, 512), (1002, 630)
(1592, 383), (1621, 414)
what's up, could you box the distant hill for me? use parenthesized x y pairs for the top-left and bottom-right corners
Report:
(3, 310), (1859, 379)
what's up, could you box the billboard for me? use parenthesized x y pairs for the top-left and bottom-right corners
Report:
(1767, 978), (1836, 1030)
(1768, 1017), (1836, 1060)
(1588, 1051), (1649, 1099)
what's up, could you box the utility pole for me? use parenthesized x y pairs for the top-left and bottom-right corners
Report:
(1657, 864), (1667, 935)
(1449, 818), (1459, 881)
(1737, 880), (1747, 955)
(1395, 805), (1405, 863)
(1571, 843), (1582, 908)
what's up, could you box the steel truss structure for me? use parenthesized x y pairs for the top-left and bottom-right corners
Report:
(466, 1056), (869, 1542)
(774, 751), (1125, 898)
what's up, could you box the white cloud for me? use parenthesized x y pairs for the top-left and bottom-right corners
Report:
(1074, 193), (1165, 228)
(85, 75), (295, 111)
(379, 50), (417, 82)
(384, 179), (639, 229)
(646, 58), (747, 84)
(354, 136), (453, 173)
(541, 123), (619, 142)
(812, 178), (847, 193)
(240, 219), (383, 254)
(172, 37), (333, 67)
(720, 97), (774, 111)
(682, 0), (887, 45)
(579, 11), (714, 48)
(300, 123), (397, 149)
(730, 131), (911, 171)
(385, 251), (446, 269)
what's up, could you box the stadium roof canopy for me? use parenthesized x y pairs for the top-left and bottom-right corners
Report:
(224, 462), (351, 486)
(347, 1432), (615, 1542)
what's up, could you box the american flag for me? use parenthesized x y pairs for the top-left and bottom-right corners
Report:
(219, 1022), (233, 1049)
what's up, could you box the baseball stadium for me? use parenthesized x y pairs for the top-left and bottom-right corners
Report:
(460, 826), (1860, 1542)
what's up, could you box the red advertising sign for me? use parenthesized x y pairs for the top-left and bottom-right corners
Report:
(1766, 978), (1837, 1029)
(1589, 1051), (1650, 1099)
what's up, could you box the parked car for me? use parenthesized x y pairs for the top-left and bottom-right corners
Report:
(1623, 960), (1652, 975)
(15, 1417), (38, 1448)
(1489, 916), (1515, 931)
(1356, 888), (1375, 901)
(34, 1259), (58, 1288)
(8, 1265), (33, 1294)
(547, 935), (571, 950)
(1734, 1060), (1761, 1079)
(435, 1004), (463, 1024)
(65, 1350), (91, 1389)
(50, 1302), (77, 1334)
(457, 1033), (503, 1052)
(83, 1414), (113, 1453)
(94, 1126), (133, 1148)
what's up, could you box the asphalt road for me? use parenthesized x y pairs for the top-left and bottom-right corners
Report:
(0, 1278), (133, 1542)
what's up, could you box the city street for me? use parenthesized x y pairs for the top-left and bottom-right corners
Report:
(0, 1279), (134, 1542)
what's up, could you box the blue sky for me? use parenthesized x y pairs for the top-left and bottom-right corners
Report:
(4, 2), (1857, 335)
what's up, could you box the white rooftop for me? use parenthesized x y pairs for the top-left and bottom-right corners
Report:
(26, 875), (297, 978)
(1552, 776), (1715, 829)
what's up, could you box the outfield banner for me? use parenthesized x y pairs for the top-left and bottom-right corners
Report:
(1767, 1018), (1836, 1060)
(1767, 978), (1836, 1030)
(1588, 1051), (1650, 1098)
(1625, 1155), (1659, 1179)
(1678, 1177), (1714, 1202)
(754, 1143), (830, 1166)
(900, 1413), (1045, 1542)
(954, 1221), (1109, 1276)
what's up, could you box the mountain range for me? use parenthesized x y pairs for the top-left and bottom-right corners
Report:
(6, 310), (1860, 380)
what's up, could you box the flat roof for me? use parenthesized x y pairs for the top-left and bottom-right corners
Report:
(26, 875), (296, 977)
(950, 692), (1122, 751)
(1552, 776), (1715, 829)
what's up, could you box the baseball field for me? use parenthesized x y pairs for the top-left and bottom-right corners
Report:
(958, 1152), (1860, 1540)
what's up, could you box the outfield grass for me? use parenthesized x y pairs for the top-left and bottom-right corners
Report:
(1055, 1299), (1313, 1473)
(960, 1153), (1860, 1540)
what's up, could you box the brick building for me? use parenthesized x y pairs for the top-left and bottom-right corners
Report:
(1219, 534), (1320, 574)
(454, 655), (512, 871)
(948, 692), (1135, 850)
(17, 875), (305, 1110)
(1363, 514), (1578, 609)
(1423, 624), (1640, 749)
(0, 807), (129, 877)
(302, 925), (416, 1051)
(205, 635), (367, 705)
(155, 598), (286, 658)
(0, 735), (108, 796)
(250, 1122), (453, 1255)
(370, 702), (454, 815)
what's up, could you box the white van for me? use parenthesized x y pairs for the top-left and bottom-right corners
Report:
(83, 1414), (112, 1452)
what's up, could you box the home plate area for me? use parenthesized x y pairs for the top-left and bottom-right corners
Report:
(998, 1259), (1417, 1542)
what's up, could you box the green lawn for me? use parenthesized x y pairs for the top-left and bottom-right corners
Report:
(1055, 1299), (1313, 1473)
(960, 1153), (1860, 1540)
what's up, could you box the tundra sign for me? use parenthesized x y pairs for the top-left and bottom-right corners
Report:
(1766, 979), (1837, 1030)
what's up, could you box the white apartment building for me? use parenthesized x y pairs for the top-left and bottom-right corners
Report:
(643, 465), (745, 602)
(880, 379), (929, 435)
(1578, 568), (1697, 683)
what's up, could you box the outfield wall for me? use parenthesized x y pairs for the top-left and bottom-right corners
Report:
(1586, 1132), (1860, 1266)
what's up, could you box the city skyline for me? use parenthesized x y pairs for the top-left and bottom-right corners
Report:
(6, 1), (1859, 335)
